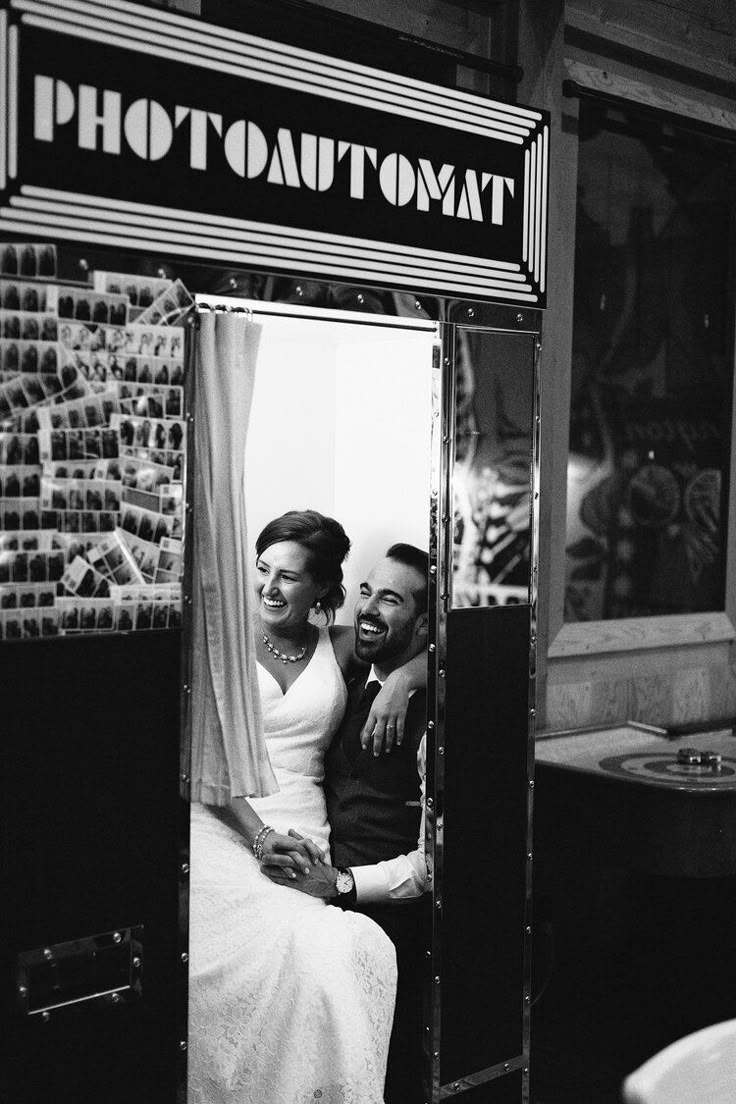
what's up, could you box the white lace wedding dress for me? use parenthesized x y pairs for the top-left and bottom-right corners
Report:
(188, 627), (398, 1104)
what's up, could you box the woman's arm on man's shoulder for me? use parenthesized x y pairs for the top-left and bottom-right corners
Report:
(362, 650), (427, 755)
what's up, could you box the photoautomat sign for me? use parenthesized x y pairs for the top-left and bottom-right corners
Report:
(0, 0), (550, 305)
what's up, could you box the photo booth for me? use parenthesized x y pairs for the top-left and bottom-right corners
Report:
(0, 2), (549, 1100)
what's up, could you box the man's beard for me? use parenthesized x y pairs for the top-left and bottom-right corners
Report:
(354, 616), (414, 665)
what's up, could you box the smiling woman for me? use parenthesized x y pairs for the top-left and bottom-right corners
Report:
(187, 295), (437, 1104)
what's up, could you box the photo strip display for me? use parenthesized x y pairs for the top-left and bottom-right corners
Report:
(0, 243), (189, 638)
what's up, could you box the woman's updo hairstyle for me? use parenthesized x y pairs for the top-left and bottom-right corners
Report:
(255, 509), (351, 622)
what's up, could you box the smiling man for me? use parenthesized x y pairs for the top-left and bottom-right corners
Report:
(306, 543), (431, 1103)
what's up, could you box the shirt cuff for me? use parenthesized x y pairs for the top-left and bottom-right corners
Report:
(351, 863), (389, 904)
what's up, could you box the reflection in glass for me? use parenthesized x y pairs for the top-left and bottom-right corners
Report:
(452, 330), (534, 607)
(565, 100), (735, 621)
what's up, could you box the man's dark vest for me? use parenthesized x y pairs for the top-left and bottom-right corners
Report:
(325, 677), (426, 868)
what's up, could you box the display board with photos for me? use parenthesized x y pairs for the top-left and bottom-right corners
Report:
(0, 243), (192, 640)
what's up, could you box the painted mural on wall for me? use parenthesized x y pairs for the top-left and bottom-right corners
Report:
(565, 99), (732, 621)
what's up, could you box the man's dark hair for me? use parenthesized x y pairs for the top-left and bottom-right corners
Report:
(385, 542), (429, 614)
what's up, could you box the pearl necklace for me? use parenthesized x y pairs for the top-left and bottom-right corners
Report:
(262, 631), (308, 664)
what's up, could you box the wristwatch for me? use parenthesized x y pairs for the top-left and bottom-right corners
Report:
(334, 866), (357, 908)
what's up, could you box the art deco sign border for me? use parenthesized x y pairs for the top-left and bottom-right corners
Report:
(0, 0), (550, 306)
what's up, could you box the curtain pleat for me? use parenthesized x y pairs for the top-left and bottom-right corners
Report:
(186, 310), (278, 803)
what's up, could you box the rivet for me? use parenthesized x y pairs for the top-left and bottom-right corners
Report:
(525, 994), (531, 1004)
(430, 565), (437, 575)
(523, 1068), (529, 1076)
(504, 1063), (510, 1072)
(466, 308), (475, 319)
(295, 285), (303, 296)
(180, 1040), (188, 1052)
(110, 992), (121, 1005)
(427, 872), (432, 882)
(184, 596), (192, 605)
(440, 593), (448, 601)
(442, 514), (449, 522)
(180, 773), (190, 784)
(415, 300), (422, 311)
(442, 435), (449, 444)
(425, 950), (431, 959)
(42, 1011), (51, 1023)
(530, 635), (537, 645)
(535, 491), (539, 499)
(516, 313), (524, 324)
(132, 956), (142, 968)
(78, 258), (89, 273)
(443, 357), (451, 366)
(435, 898), (442, 908)
(438, 669), (446, 678)
(536, 414), (541, 424)
(429, 644), (436, 653)
(112, 932), (122, 944)
(438, 746), (444, 755)
(181, 952), (189, 963)
(530, 708), (536, 717)
(434, 976), (440, 984)
(535, 339), (542, 351)
(454, 1083), (460, 1092)
(18, 985), (28, 996)
(187, 413), (194, 423)
(527, 851), (533, 860)
(526, 926), (532, 935)
(433, 1051), (439, 1059)
(357, 293), (364, 305)
(426, 798), (434, 810)
(529, 780), (535, 789)
(428, 721), (435, 730)
(229, 277), (237, 289)
(43, 948), (53, 961)
(180, 862), (190, 875)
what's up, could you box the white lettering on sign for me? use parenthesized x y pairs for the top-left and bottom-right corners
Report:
(32, 76), (516, 225)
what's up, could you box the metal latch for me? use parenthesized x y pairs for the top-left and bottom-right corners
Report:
(17, 925), (143, 1019)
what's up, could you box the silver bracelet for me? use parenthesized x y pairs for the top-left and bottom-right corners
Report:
(253, 824), (274, 861)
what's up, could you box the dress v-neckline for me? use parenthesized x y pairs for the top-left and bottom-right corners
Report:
(257, 629), (323, 699)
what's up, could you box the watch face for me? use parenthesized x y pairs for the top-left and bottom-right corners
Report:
(336, 869), (353, 894)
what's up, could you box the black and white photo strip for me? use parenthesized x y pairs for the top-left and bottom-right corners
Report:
(1, 313), (59, 343)
(54, 593), (182, 634)
(0, 364), (90, 425)
(112, 413), (186, 452)
(0, 341), (62, 379)
(0, 500), (42, 531)
(0, 243), (57, 279)
(0, 548), (66, 584)
(57, 286), (128, 328)
(93, 271), (173, 316)
(94, 270), (193, 326)
(0, 606), (60, 639)
(61, 320), (183, 359)
(0, 279), (58, 313)
(0, 433), (40, 465)
(0, 465), (41, 498)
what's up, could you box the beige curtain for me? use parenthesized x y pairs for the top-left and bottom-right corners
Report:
(186, 309), (278, 804)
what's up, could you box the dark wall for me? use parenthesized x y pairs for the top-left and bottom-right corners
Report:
(1, 632), (184, 1104)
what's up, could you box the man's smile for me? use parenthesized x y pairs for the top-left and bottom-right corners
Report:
(358, 618), (386, 639)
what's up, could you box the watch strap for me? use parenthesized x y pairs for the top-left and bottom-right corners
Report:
(334, 866), (357, 909)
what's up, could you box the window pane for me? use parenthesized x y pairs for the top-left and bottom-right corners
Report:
(565, 99), (735, 621)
